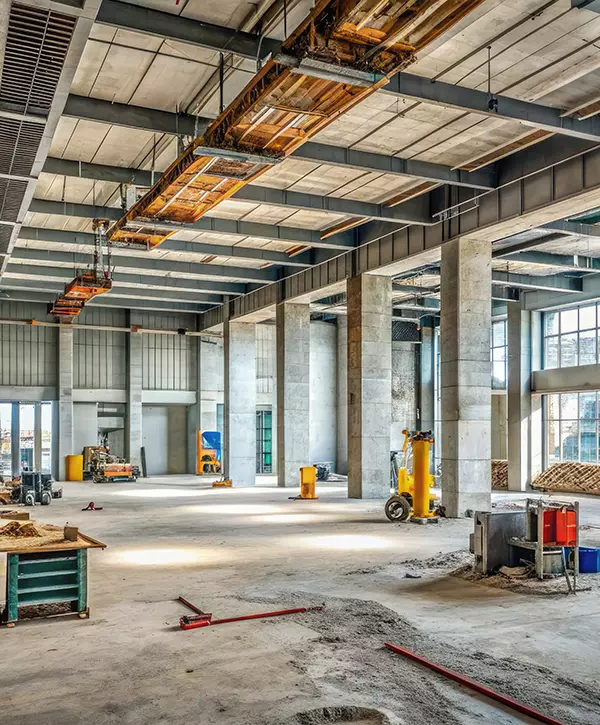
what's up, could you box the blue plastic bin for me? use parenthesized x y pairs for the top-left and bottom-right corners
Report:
(579, 547), (600, 574)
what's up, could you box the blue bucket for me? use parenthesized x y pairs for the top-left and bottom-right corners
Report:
(579, 547), (600, 574)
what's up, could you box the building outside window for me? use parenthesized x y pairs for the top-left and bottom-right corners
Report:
(544, 392), (600, 465)
(543, 305), (598, 369)
(491, 318), (507, 389)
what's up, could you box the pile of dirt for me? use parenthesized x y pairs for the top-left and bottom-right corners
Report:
(0, 520), (43, 537)
(491, 459), (508, 490)
(402, 550), (472, 570)
(532, 462), (600, 495)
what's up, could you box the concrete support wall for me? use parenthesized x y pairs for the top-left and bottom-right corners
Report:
(276, 303), (310, 487)
(57, 327), (73, 481)
(127, 327), (143, 468)
(168, 406), (188, 474)
(34, 402), (42, 472)
(507, 302), (531, 491)
(336, 315), (348, 474)
(187, 336), (202, 475)
(391, 341), (417, 449)
(11, 402), (20, 477)
(224, 320), (256, 487)
(310, 321), (337, 466)
(531, 312), (543, 478)
(441, 237), (492, 517)
(419, 325), (435, 432)
(73, 403), (98, 457)
(347, 274), (392, 499)
(491, 394), (507, 460)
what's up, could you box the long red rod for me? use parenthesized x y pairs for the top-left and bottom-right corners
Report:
(178, 596), (209, 616)
(180, 606), (324, 630)
(384, 643), (566, 725)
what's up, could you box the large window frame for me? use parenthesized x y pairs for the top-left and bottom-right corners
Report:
(543, 304), (599, 369)
(491, 318), (507, 390)
(544, 392), (600, 465)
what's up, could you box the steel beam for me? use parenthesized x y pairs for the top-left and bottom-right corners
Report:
(59, 95), (495, 191)
(41, 156), (435, 224)
(492, 232), (570, 256)
(96, 0), (280, 60)
(387, 72), (600, 144)
(10, 247), (278, 284)
(543, 219), (600, 237)
(28, 199), (353, 250)
(6, 262), (245, 295)
(492, 270), (583, 293)
(19, 226), (313, 268)
(496, 250), (600, 271)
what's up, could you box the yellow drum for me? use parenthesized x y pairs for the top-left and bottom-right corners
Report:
(299, 466), (318, 499)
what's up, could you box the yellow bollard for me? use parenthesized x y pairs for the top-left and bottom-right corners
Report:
(299, 466), (318, 499)
(412, 433), (433, 518)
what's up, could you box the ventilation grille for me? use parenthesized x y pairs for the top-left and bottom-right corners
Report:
(0, 179), (28, 222)
(0, 224), (14, 255)
(0, 118), (45, 176)
(0, 3), (76, 116)
(392, 319), (419, 342)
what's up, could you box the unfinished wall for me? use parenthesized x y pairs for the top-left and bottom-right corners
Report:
(310, 321), (337, 466)
(73, 403), (98, 456)
(492, 393), (507, 460)
(391, 341), (417, 449)
(142, 406), (168, 475)
(140, 312), (196, 391)
(74, 308), (127, 390)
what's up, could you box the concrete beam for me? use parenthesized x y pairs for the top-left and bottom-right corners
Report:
(10, 247), (278, 284)
(19, 225), (313, 268)
(58, 95), (495, 191)
(388, 72), (600, 144)
(543, 219), (600, 237)
(41, 157), (434, 225)
(498, 250), (600, 271)
(95, 0), (280, 60)
(491, 270), (583, 293)
(5, 261), (244, 296)
(28, 199), (354, 251)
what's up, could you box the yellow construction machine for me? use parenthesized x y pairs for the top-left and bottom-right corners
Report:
(385, 430), (437, 522)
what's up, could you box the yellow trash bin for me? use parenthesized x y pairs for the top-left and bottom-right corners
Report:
(299, 466), (318, 500)
(65, 454), (84, 482)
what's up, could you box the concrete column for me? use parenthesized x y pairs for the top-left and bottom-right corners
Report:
(187, 335), (202, 474)
(530, 311), (543, 478)
(224, 320), (256, 487)
(347, 274), (392, 499)
(507, 301), (531, 491)
(11, 402), (20, 477)
(441, 237), (492, 517)
(276, 302), (310, 487)
(418, 324), (435, 432)
(336, 315), (348, 474)
(127, 321), (143, 469)
(34, 402), (42, 472)
(57, 327), (74, 481)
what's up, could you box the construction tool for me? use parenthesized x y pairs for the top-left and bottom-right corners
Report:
(385, 430), (436, 522)
(385, 642), (566, 725)
(177, 596), (324, 631)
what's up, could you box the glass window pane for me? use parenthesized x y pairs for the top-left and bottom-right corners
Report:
(580, 418), (597, 463)
(545, 336), (558, 369)
(580, 393), (597, 419)
(561, 393), (578, 419)
(579, 329), (597, 366)
(492, 361), (506, 388)
(41, 402), (52, 473)
(0, 404), (11, 477)
(560, 333), (578, 367)
(561, 308), (578, 333)
(545, 312), (558, 336)
(492, 320), (505, 348)
(580, 305), (597, 331)
(547, 421), (561, 464)
(547, 394), (560, 423)
(19, 404), (34, 472)
(561, 421), (579, 461)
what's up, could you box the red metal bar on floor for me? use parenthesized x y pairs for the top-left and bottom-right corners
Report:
(180, 606), (324, 630)
(384, 643), (566, 725)
(178, 596), (210, 617)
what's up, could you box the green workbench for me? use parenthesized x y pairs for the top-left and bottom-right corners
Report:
(1, 533), (106, 626)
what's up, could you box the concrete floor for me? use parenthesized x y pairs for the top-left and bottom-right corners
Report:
(2, 476), (600, 725)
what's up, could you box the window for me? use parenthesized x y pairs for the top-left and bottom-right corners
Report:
(0, 404), (11, 477)
(543, 305), (599, 369)
(544, 392), (600, 465)
(491, 319), (507, 389)
(256, 409), (272, 474)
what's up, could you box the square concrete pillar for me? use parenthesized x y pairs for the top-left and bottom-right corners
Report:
(224, 320), (256, 487)
(127, 324), (143, 469)
(441, 237), (492, 516)
(11, 402), (20, 477)
(276, 302), (310, 487)
(347, 274), (392, 499)
(507, 301), (531, 491)
(57, 327), (74, 481)
(336, 315), (348, 475)
(418, 324), (435, 432)
(187, 335), (202, 474)
(34, 402), (42, 472)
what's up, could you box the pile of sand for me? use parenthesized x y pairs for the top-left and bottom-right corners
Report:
(491, 460), (508, 490)
(0, 520), (43, 537)
(532, 462), (600, 495)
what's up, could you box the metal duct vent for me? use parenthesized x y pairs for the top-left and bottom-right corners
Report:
(392, 319), (419, 342)
(0, 179), (28, 222)
(0, 225), (14, 255)
(0, 3), (76, 116)
(0, 118), (45, 176)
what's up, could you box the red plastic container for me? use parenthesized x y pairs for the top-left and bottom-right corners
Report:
(555, 509), (577, 546)
(543, 510), (556, 543)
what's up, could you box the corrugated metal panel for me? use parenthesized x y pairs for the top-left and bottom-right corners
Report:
(139, 312), (195, 391)
(256, 323), (275, 395)
(74, 307), (127, 390)
(0, 301), (57, 386)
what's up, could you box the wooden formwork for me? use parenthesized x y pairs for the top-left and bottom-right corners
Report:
(108, 0), (487, 249)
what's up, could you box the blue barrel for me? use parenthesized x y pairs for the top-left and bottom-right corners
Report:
(579, 547), (600, 574)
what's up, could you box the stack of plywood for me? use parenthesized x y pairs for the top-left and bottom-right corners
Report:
(492, 460), (508, 490)
(532, 462), (600, 495)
